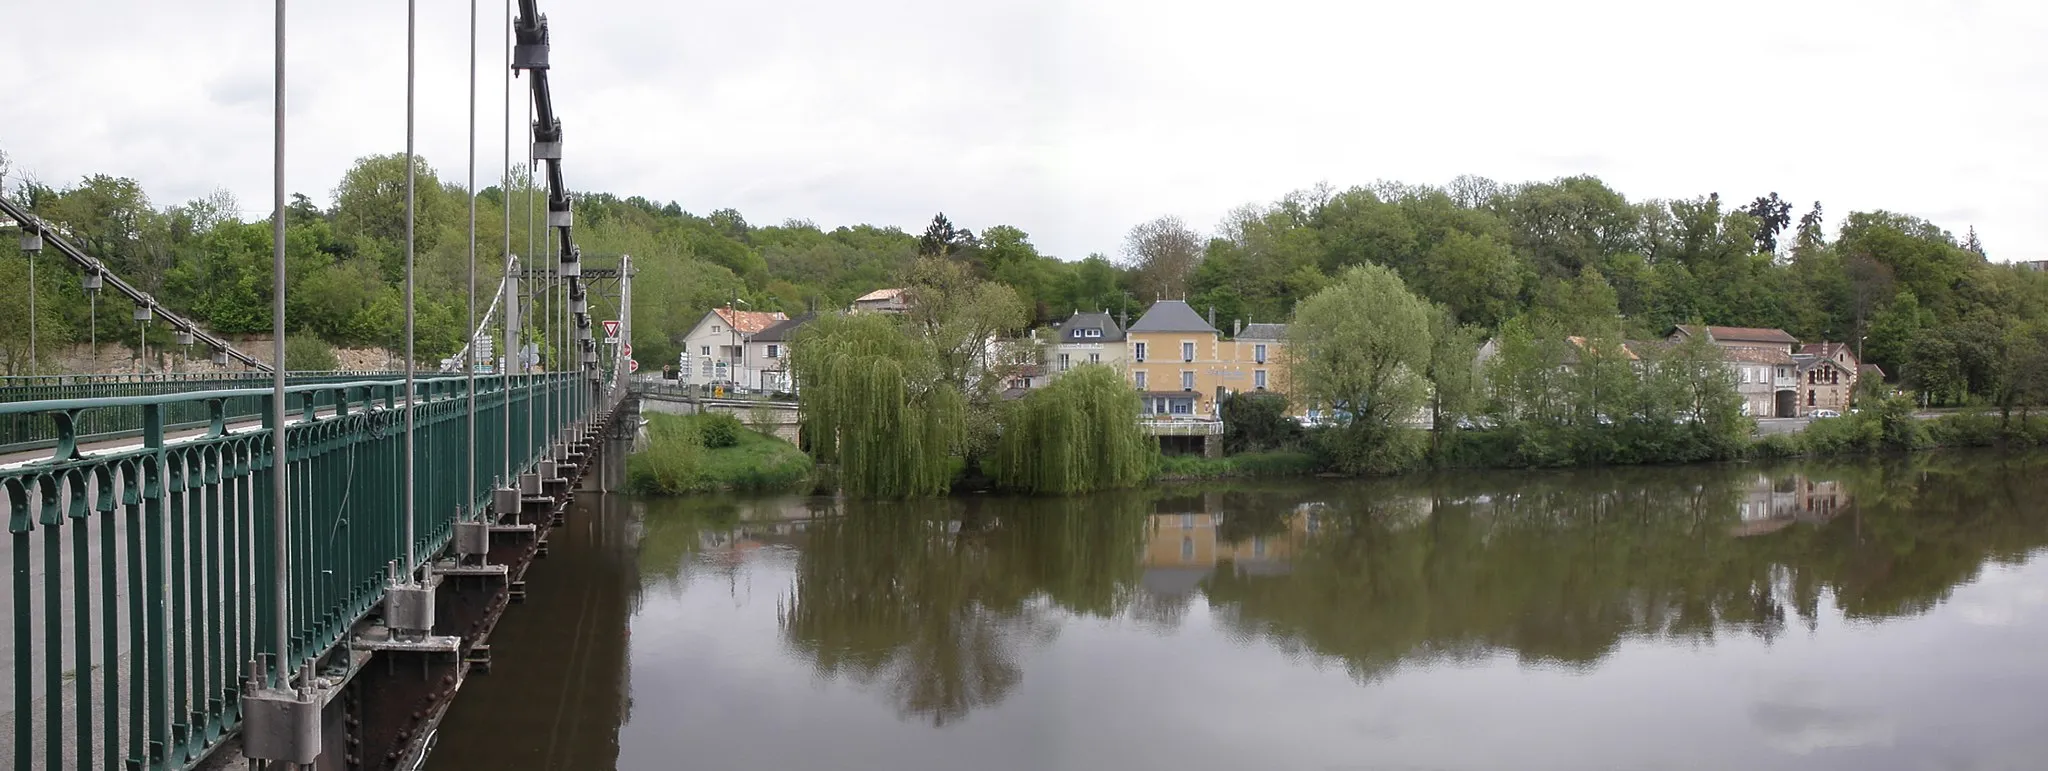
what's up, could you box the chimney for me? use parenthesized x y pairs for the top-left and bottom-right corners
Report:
(1234, 319), (1243, 337)
(1207, 306), (1217, 329)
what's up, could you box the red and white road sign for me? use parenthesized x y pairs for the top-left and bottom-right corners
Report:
(620, 343), (633, 358)
(601, 319), (622, 342)
(628, 359), (640, 373)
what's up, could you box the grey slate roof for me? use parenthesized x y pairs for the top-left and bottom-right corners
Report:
(1237, 323), (1287, 341)
(752, 314), (814, 343)
(1128, 300), (1218, 334)
(1055, 311), (1126, 342)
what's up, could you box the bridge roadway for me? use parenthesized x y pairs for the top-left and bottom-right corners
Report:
(3, 371), (632, 770)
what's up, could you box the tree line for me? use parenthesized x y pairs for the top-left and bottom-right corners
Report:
(7, 150), (2045, 415)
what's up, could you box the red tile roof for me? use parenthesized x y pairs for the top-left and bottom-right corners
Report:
(714, 307), (788, 335)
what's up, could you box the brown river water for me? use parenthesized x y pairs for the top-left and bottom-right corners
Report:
(427, 449), (2048, 771)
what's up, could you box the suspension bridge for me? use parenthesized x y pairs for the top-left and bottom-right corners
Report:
(3, 1), (647, 768)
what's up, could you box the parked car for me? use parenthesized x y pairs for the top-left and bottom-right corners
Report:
(1809, 408), (1841, 419)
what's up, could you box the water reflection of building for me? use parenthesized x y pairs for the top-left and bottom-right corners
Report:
(1138, 498), (1316, 604)
(1730, 473), (1849, 537)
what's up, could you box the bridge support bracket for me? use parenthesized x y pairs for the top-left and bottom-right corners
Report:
(453, 520), (491, 557)
(382, 565), (442, 637)
(240, 685), (323, 765)
(492, 486), (521, 517)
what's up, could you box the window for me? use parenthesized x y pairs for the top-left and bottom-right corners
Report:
(701, 346), (711, 356)
(1181, 536), (1195, 561)
(1741, 367), (1751, 384)
(1254, 370), (1268, 389)
(1134, 342), (1147, 362)
(1808, 391), (1816, 406)
(1058, 353), (1071, 372)
(1254, 344), (1267, 364)
(1085, 329), (1101, 338)
(712, 325), (722, 333)
(1181, 371), (1195, 391)
(1181, 513), (1195, 529)
(1182, 341), (1195, 362)
(1134, 370), (1147, 390)
(1171, 399), (1192, 415)
(765, 344), (780, 359)
(1089, 353), (1100, 364)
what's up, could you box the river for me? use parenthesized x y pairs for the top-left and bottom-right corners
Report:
(426, 449), (2048, 771)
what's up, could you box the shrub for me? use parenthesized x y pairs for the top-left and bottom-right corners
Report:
(1221, 391), (1302, 454)
(284, 336), (339, 371)
(698, 413), (743, 449)
(1751, 433), (1804, 459)
(1799, 414), (1882, 455)
(1156, 450), (1321, 480)
(627, 417), (704, 494)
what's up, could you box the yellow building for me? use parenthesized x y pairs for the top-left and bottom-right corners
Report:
(1124, 300), (1289, 418)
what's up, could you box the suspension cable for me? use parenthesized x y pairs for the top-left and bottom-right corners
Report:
(466, 0), (479, 517)
(403, 0), (418, 570)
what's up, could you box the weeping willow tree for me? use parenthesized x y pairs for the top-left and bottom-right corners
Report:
(791, 313), (965, 498)
(992, 364), (1155, 494)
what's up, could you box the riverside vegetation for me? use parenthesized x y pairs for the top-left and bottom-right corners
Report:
(627, 413), (814, 495)
(11, 149), (2046, 492)
(7, 150), (2044, 412)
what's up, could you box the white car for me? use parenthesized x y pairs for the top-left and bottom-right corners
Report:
(1809, 409), (1841, 419)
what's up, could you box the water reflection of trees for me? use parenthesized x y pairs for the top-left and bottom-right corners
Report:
(777, 494), (1151, 726)
(1203, 452), (2048, 683)
(661, 451), (2048, 725)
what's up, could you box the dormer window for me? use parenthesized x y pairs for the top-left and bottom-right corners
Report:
(1084, 329), (1102, 338)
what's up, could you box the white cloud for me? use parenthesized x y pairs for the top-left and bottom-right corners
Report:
(3, 0), (2044, 260)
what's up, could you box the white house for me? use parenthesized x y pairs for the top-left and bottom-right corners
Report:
(746, 315), (811, 394)
(677, 306), (787, 389)
(1045, 310), (1127, 380)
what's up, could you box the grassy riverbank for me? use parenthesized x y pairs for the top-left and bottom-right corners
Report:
(1166, 401), (2048, 484)
(628, 413), (814, 495)
(632, 401), (2048, 497)
(1155, 451), (1323, 481)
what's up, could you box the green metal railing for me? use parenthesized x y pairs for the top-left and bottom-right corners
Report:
(3, 372), (605, 770)
(0, 373), (403, 455)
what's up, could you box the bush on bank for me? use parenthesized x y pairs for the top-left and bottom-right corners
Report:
(628, 413), (813, 495)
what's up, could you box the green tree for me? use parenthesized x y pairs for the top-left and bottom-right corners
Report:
(790, 313), (964, 498)
(1288, 264), (1436, 474)
(1418, 231), (1521, 328)
(1425, 313), (1485, 455)
(1119, 215), (1203, 302)
(1221, 390), (1303, 454)
(330, 154), (459, 276)
(992, 364), (1153, 494)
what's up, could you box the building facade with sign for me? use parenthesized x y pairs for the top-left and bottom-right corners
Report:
(1123, 300), (1290, 418)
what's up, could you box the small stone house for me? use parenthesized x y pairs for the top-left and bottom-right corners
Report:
(1794, 342), (1859, 414)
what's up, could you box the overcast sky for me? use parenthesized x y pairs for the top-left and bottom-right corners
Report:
(3, 0), (2043, 261)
